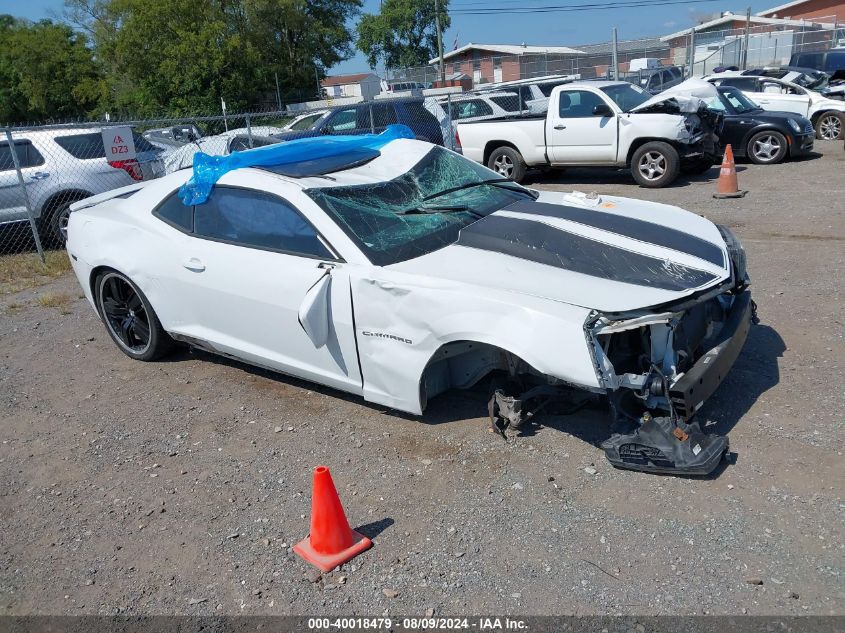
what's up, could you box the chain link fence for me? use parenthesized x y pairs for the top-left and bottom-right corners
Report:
(0, 98), (463, 264)
(2, 18), (843, 269)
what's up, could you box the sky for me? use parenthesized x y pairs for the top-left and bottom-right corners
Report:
(1, 0), (784, 75)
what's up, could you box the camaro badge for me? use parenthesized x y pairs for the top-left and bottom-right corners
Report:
(361, 331), (412, 344)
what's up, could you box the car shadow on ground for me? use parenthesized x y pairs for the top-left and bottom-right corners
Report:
(162, 317), (783, 467)
(696, 323), (785, 438)
(522, 165), (749, 189)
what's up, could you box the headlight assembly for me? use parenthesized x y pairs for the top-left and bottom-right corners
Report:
(788, 118), (802, 133)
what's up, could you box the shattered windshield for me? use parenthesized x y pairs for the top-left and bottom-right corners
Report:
(600, 83), (651, 112)
(306, 147), (535, 265)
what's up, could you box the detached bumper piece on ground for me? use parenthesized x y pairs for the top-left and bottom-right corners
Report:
(601, 416), (728, 476)
(601, 290), (753, 475)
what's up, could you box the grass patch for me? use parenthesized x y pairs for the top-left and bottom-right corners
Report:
(0, 251), (72, 295)
(37, 292), (74, 310)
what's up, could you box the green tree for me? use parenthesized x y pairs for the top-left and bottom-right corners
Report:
(0, 15), (106, 124)
(64, 0), (362, 118)
(356, 0), (450, 70)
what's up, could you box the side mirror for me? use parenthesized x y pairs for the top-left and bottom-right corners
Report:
(593, 104), (614, 117)
(319, 126), (332, 135)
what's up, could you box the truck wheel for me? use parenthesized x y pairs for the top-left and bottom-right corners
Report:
(631, 142), (680, 188)
(488, 146), (527, 183)
(747, 130), (787, 164)
(815, 112), (843, 140)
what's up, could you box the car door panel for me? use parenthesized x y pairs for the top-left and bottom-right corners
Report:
(172, 241), (362, 392)
(547, 90), (618, 164)
(0, 139), (48, 223)
(752, 80), (811, 116)
(155, 186), (362, 393)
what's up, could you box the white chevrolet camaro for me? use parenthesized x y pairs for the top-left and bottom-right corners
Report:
(67, 128), (753, 475)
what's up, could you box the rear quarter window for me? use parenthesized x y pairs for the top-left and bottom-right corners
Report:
(55, 131), (157, 159)
(0, 140), (45, 171)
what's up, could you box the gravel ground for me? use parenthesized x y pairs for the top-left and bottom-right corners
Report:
(1, 142), (843, 617)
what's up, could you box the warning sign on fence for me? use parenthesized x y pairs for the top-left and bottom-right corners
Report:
(101, 126), (136, 160)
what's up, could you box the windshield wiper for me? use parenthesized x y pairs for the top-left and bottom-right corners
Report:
(421, 178), (534, 202)
(401, 204), (483, 219)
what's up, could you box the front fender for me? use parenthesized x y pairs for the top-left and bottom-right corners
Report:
(351, 274), (596, 415)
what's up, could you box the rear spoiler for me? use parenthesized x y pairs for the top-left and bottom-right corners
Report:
(69, 181), (150, 212)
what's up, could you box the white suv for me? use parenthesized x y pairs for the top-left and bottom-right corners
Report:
(0, 127), (163, 245)
(426, 92), (521, 150)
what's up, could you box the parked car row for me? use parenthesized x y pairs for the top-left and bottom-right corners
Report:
(705, 70), (845, 140)
(455, 78), (820, 187)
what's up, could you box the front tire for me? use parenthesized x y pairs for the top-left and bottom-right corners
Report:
(487, 146), (527, 183)
(630, 141), (680, 188)
(815, 111), (844, 140)
(747, 130), (788, 164)
(95, 270), (173, 361)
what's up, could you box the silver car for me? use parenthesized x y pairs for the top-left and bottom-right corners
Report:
(0, 127), (163, 245)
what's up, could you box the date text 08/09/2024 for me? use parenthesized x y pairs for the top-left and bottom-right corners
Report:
(307, 617), (528, 630)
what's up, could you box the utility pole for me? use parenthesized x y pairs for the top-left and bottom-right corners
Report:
(611, 27), (619, 81)
(274, 72), (282, 111)
(688, 26), (696, 76)
(742, 7), (752, 70)
(435, 0), (445, 84)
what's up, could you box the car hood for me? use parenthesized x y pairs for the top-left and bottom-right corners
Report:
(629, 79), (719, 113)
(388, 191), (730, 313)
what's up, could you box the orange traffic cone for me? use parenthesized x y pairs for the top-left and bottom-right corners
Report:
(713, 144), (747, 199)
(293, 466), (372, 572)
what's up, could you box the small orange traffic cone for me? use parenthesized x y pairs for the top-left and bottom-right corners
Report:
(713, 144), (747, 199)
(293, 466), (372, 572)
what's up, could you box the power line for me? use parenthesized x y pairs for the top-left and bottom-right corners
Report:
(450, 0), (721, 13)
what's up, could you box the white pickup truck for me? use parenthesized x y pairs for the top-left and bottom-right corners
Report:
(456, 80), (723, 187)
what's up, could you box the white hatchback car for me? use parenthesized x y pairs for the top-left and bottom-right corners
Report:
(66, 130), (753, 475)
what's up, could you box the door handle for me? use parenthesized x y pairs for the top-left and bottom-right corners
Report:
(554, 124), (567, 130)
(182, 257), (205, 272)
(28, 171), (50, 181)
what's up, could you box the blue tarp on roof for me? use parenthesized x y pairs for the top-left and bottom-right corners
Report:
(179, 124), (415, 206)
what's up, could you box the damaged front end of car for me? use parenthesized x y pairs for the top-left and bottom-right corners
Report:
(636, 97), (724, 168)
(586, 225), (754, 475)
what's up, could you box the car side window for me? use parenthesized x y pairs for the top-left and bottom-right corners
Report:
(451, 99), (493, 119)
(325, 109), (357, 132)
(490, 95), (520, 112)
(0, 140), (45, 171)
(372, 103), (398, 127)
(55, 133), (107, 159)
(720, 78), (759, 92)
(154, 192), (193, 231)
(193, 187), (332, 258)
(558, 90), (607, 118)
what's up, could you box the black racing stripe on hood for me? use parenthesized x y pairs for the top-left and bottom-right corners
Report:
(456, 215), (718, 292)
(503, 200), (725, 267)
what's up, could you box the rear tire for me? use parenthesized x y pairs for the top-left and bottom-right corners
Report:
(815, 111), (844, 140)
(746, 130), (788, 164)
(487, 146), (527, 183)
(95, 270), (173, 362)
(630, 141), (680, 188)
